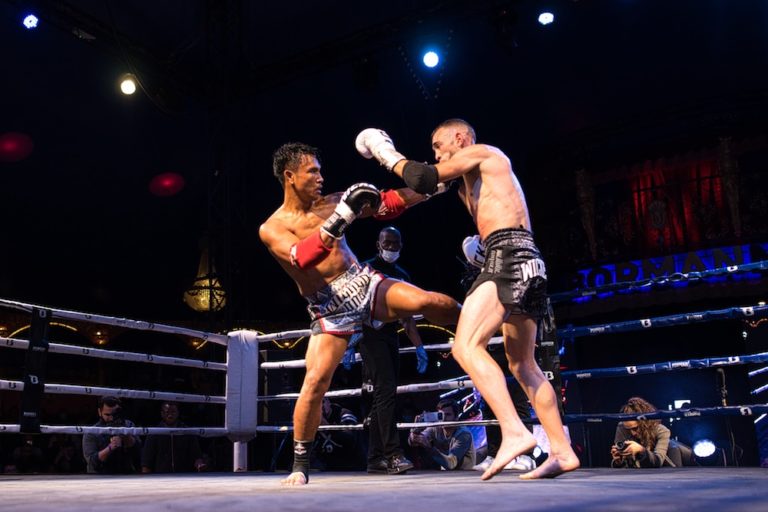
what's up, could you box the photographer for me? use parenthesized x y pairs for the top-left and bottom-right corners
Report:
(610, 396), (691, 468)
(408, 399), (475, 470)
(82, 396), (141, 474)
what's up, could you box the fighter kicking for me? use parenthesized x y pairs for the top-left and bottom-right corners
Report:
(259, 142), (461, 486)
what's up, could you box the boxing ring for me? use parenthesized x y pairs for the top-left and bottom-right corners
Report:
(1, 259), (767, 511)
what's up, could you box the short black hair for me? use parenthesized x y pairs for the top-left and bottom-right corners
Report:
(98, 396), (121, 408)
(437, 398), (459, 416)
(272, 142), (320, 187)
(378, 225), (401, 238)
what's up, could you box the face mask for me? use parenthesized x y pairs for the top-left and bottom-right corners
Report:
(380, 249), (400, 263)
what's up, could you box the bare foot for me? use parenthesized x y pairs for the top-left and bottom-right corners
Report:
(280, 471), (308, 486)
(481, 433), (537, 481)
(519, 452), (580, 480)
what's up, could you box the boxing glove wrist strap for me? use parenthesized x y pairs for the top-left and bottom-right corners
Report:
(290, 231), (331, 269)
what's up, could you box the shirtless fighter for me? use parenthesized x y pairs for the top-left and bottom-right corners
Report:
(355, 120), (580, 480)
(259, 142), (461, 486)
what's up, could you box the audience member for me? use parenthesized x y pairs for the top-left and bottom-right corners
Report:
(311, 397), (365, 471)
(141, 401), (207, 473)
(408, 398), (475, 470)
(611, 396), (693, 468)
(82, 396), (141, 474)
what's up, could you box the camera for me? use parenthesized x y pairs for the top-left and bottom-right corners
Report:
(410, 411), (445, 435)
(421, 411), (444, 423)
(616, 440), (628, 450)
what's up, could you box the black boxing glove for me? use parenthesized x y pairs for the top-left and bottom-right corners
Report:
(402, 161), (439, 195)
(321, 183), (382, 239)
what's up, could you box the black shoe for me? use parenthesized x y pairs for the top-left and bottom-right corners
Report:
(387, 455), (414, 475)
(367, 458), (389, 474)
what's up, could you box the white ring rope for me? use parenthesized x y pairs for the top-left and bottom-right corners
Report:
(0, 424), (228, 437)
(230, 315), (429, 345)
(260, 336), (505, 369)
(259, 378), (477, 402)
(0, 298), (229, 346)
(232, 328), (311, 343)
(1, 336), (226, 371)
(0, 379), (225, 404)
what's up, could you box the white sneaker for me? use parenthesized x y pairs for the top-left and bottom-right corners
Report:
(504, 454), (536, 471)
(472, 455), (494, 471)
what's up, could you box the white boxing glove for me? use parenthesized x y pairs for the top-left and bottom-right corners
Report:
(462, 235), (486, 269)
(355, 128), (406, 171)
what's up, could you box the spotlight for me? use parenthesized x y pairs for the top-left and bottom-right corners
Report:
(149, 172), (185, 197)
(22, 14), (39, 30)
(119, 73), (138, 95)
(538, 12), (555, 26)
(692, 439), (716, 458)
(0, 132), (34, 162)
(422, 50), (440, 68)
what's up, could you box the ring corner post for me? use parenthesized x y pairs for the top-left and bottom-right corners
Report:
(225, 329), (259, 472)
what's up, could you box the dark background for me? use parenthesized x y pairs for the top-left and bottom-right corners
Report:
(1, 0), (767, 471)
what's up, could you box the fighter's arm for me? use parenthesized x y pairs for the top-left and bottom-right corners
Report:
(258, 219), (334, 270)
(355, 128), (498, 195)
(393, 144), (505, 183)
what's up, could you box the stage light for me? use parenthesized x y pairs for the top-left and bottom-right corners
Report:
(22, 14), (39, 30)
(693, 439), (716, 458)
(0, 132), (34, 162)
(538, 12), (555, 26)
(149, 172), (185, 196)
(119, 73), (138, 95)
(422, 50), (440, 68)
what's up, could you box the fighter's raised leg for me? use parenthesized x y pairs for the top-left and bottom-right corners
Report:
(373, 278), (460, 326)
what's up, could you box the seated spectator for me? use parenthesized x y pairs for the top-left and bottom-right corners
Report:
(82, 396), (141, 474)
(11, 435), (45, 473)
(142, 402), (207, 473)
(311, 397), (365, 471)
(611, 396), (693, 468)
(408, 398), (475, 470)
(49, 435), (85, 473)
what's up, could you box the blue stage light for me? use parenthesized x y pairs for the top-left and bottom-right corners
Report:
(538, 12), (555, 26)
(23, 14), (39, 29)
(422, 51), (439, 68)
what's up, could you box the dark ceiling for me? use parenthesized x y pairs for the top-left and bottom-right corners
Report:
(2, 0), (767, 329)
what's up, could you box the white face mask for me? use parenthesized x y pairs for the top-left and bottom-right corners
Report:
(380, 249), (400, 263)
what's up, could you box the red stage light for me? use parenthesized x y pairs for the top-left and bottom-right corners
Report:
(0, 132), (34, 162)
(149, 172), (185, 196)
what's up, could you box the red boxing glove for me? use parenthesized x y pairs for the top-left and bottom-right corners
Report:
(290, 231), (331, 269)
(374, 189), (407, 220)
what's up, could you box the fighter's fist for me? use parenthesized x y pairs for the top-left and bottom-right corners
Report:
(462, 235), (486, 269)
(341, 182), (382, 215)
(322, 183), (382, 239)
(355, 128), (406, 171)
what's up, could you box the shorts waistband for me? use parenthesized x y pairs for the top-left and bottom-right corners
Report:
(306, 262), (363, 304)
(483, 228), (536, 250)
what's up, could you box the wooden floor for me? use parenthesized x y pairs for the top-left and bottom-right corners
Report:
(2, 468), (766, 511)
